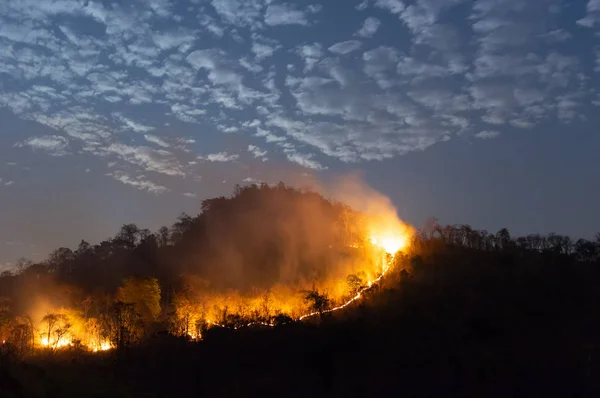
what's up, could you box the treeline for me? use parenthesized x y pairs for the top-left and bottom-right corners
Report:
(2, 182), (366, 294)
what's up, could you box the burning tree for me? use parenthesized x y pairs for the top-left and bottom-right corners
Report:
(303, 288), (331, 321)
(100, 301), (142, 350)
(346, 273), (366, 297)
(40, 313), (71, 349)
(117, 277), (161, 323)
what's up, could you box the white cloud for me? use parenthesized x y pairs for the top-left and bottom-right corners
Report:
(286, 152), (326, 170)
(298, 43), (323, 71)
(199, 151), (239, 162)
(475, 130), (500, 139)
(114, 114), (154, 133)
(356, 17), (381, 38)
(211, 0), (265, 28)
(103, 143), (185, 176)
(265, 3), (310, 26)
(578, 0), (600, 27)
(108, 171), (168, 194)
(248, 144), (268, 160)
(328, 40), (362, 55)
(0, 0), (596, 184)
(186, 49), (243, 86)
(183, 192), (197, 198)
(374, 0), (405, 14)
(152, 30), (196, 50)
(16, 135), (69, 156)
(144, 134), (170, 148)
(252, 42), (277, 60)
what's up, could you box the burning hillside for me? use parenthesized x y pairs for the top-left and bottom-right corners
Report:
(0, 182), (414, 354)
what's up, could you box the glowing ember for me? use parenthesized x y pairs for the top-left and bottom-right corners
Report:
(40, 335), (73, 349)
(89, 341), (112, 352)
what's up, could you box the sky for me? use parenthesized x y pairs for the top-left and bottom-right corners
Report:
(1, 0), (600, 268)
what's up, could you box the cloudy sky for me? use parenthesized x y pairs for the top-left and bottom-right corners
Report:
(1, 0), (600, 267)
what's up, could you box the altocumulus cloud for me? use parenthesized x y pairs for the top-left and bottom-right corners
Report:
(199, 152), (240, 162)
(16, 136), (69, 156)
(0, 0), (599, 195)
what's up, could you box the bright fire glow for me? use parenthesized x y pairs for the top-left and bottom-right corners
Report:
(369, 235), (407, 255)
(89, 340), (112, 352)
(201, 230), (410, 330)
(40, 335), (73, 349)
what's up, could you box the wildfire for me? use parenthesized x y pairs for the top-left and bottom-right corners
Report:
(201, 229), (409, 331)
(40, 335), (72, 349)
(89, 340), (112, 352)
(38, 331), (112, 352)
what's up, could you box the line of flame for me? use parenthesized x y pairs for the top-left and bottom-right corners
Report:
(204, 250), (394, 331)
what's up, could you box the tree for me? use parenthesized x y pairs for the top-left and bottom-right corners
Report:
(115, 223), (141, 249)
(9, 318), (34, 357)
(346, 274), (364, 297)
(47, 247), (75, 275)
(157, 226), (170, 247)
(41, 313), (70, 349)
(118, 277), (162, 323)
(15, 257), (33, 274)
(303, 289), (331, 321)
(495, 228), (513, 250)
(0, 298), (12, 343)
(260, 290), (274, 321)
(100, 301), (142, 350)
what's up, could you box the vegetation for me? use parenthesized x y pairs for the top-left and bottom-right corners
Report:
(1, 183), (600, 397)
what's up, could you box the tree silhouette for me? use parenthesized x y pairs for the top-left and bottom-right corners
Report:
(303, 288), (331, 321)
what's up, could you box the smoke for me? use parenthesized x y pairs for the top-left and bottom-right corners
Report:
(177, 174), (414, 306)
(0, 174), (415, 341)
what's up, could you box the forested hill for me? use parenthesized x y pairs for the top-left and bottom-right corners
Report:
(1, 182), (599, 303)
(1, 183), (367, 299)
(2, 183), (600, 396)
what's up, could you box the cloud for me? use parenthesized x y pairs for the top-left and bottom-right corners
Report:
(297, 43), (323, 71)
(0, 0), (596, 186)
(199, 152), (239, 162)
(144, 134), (170, 148)
(285, 151), (326, 170)
(265, 4), (310, 26)
(328, 40), (362, 55)
(103, 143), (185, 176)
(152, 30), (196, 50)
(186, 49), (243, 86)
(475, 130), (500, 139)
(16, 135), (69, 156)
(247, 144), (268, 160)
(356, 17), (381, 38)
(210, 0), (265, 28)
(578, 0), (600, 28)
(374, 0), (405, 14)
(253, 43), (274, 60)
(114, 114), (154, 133)
(108, 171), (169, 194)
(183, 192), (197, 198)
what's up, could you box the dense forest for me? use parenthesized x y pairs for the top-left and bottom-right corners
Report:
(1, 183), (600, 397)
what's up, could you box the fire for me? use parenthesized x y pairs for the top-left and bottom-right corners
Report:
(201, 228), (411, 329)
(369, 235), (407, 255)
(89, 340), (112, 352)
(40, 335), (73, 349)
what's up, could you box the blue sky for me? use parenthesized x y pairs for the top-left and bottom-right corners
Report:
(1, 0), (600, 268)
